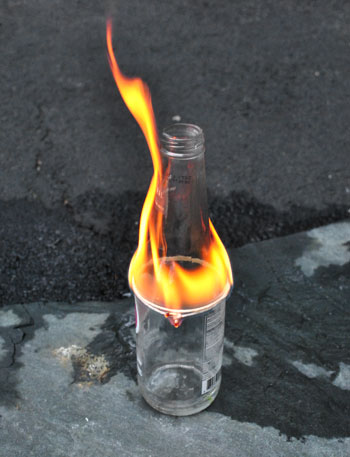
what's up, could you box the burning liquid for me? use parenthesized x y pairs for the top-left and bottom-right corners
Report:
(132, 256), (230, 318)
(106, 21), (233, 321)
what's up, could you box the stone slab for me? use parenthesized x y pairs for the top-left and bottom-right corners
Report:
(0, 222), (349, 456)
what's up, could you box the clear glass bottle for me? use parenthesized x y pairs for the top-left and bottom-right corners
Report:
(133, 124), (231, 416)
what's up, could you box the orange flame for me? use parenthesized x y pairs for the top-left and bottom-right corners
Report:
(106, 20), (232, 314)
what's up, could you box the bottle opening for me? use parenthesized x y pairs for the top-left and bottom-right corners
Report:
(161, 123), (205, 158)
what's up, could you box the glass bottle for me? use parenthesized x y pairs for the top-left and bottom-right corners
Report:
(133, 123), (232, 416)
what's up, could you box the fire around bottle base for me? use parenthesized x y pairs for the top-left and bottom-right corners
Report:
(138, 364), (221, 416)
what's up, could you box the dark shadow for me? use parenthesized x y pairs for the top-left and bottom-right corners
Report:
(0, 191), (348, 305)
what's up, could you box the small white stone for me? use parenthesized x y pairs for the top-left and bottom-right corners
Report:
(172, 115), (181, 122)
(314, 71), (320, 77)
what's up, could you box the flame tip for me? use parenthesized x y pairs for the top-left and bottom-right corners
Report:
(106, 21), (232, 311)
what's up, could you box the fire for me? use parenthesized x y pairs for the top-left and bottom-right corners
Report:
(106, 20), (233, 313)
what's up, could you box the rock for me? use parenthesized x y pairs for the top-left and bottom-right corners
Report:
(0, 222), (349, 456)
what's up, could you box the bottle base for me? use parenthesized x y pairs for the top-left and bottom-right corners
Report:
(138, 363), (221, 416)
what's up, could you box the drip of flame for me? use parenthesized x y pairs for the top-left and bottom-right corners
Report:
(106, 20), (233, 312)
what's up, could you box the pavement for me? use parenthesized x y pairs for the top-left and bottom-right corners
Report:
(1, 222), (349, 456)
(1, 0), (349, 303)
(1, 0), (350, 210)
(1, 0), (350, 455)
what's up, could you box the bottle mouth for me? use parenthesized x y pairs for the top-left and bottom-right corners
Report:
(161, 123), (205, 158)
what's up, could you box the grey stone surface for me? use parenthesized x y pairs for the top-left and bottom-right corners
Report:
(0, 222), (349, 456)
(295, 222), (350, 276)
(0, 337), (8, 363)
(290, 360), (334, 379)
(0, 309), (22, 327)
(224, 338), (259, 367)
(333, 363), (350, 391)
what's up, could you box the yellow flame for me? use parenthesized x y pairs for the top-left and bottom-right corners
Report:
(107, 20), (232, 311)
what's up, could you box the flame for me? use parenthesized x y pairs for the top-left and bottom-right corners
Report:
(107, 20), (232, 313)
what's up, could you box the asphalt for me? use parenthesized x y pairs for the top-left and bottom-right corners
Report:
(1, 0), (349, 304)
(1, 0), (350, 210)
(0, 192), (348, 304)
(0, 2), (350, 453)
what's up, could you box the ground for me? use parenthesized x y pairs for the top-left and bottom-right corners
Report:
(0, 223), (349, 456)
(1, 0), (349, 302)
(0, 0), (350, 455)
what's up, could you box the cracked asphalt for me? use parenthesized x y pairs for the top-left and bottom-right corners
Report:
(0, 1), (350, 454)
(1, 0), (349, 304)
(1, 0), (350, 208)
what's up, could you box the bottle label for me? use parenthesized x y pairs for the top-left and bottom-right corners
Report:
(201, 302), (225, 394)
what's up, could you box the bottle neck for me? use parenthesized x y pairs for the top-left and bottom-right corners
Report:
(158, 124), (210, 259)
